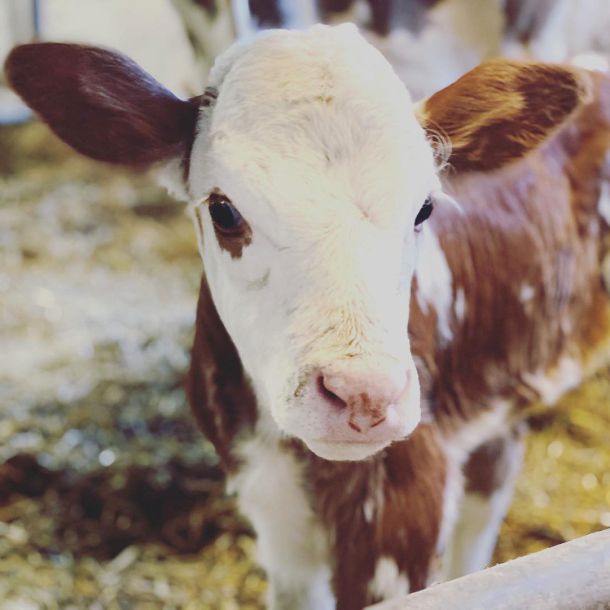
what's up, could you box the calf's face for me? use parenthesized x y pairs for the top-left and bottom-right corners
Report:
(5, 25), (589, 460)
(188, 26), (437, 460)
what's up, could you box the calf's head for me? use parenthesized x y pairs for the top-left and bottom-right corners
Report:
(5, 25), (589, 460)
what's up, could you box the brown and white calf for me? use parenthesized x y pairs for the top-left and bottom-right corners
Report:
(6, 24), (610, 610)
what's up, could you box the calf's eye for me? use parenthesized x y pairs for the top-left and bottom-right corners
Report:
(208, 192), (245, 234)
(415, 196), (434, 227)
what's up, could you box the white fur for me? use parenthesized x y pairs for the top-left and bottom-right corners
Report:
(363, 496), (375, 523)
(443, 402), (511, 466)
(597, 181), (610, 226)
(435, 403), (512, 581)
(157, 157), (191, 202)
(229, 417), (333, 610)
(305, 439), (392, 462)
(434, 457), (464, 581)
(571, 52), (610, 73)
(524, 0), (610, 64)
(454, 287), (466, 321)
(440, 409), (524, 581)
(444, 486), (515, 579)
(231, 0), (256, 40)
(187, 25), (438, 460)
(368, 556), (410, 600)
(277, 0), (319, 29)
(365, 0), (504, 100)
(362, 481), (385, 526)
(522, 357), (582, 406)
(443, 434), (524, 579)
(415, 223), (454, 345)
(519, 283), (535, 303)
(602, 254), (610, 295)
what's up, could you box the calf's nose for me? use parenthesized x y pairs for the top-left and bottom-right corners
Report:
(318, 368), (409, 434)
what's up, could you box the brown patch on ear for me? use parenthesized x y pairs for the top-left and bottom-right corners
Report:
(5, 43), (200, 167)
(419, 60), (592, 173)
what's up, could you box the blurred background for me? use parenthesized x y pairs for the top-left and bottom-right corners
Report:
(1, 1), (610, 609)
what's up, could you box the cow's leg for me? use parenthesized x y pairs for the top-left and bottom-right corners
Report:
(230, 438), (334, 610)
(442, 425), (526, 579)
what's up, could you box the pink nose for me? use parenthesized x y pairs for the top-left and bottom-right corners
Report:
(318, 368), (409, 435)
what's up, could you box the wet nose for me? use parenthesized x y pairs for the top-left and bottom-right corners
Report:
(318, 368), (409, 434)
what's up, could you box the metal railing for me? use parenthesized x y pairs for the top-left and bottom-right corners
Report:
(368, 529), (610, 610)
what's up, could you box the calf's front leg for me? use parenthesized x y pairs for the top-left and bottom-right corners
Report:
(230, 437), (335, 610)
(443, 425), (525, 579)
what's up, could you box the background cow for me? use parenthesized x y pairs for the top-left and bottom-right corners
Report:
(174, 0), (610, 98)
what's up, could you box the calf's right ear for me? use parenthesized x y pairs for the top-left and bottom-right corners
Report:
(4, 43), (200, 168)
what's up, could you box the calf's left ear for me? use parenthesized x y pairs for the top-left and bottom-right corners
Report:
(417, 59), (592, 173)
(4, 43), (200, 168)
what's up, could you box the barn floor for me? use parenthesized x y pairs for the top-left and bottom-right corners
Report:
(2, 122), (610, 609)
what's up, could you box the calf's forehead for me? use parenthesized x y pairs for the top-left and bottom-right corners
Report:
(192, 26), (436, 216)
(210, 25), (415, 127)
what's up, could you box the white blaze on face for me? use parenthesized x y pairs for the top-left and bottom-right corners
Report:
(188, 25), (439, 459)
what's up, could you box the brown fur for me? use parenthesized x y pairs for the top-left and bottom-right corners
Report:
(186, 278), (258, 469)
(185, 66), (610, 608)
(463, 427), (523, 496)
(5, 43), (200, 167)
(419, 60), (592, 173)
(285, 425), (446, 609)
(187, 277), (447, 608)
(212, 222), (253, 259)
(249, 0), (283, 27)
(413, 70), (610, 432)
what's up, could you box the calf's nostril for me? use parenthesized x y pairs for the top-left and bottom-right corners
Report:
(348, 420), (362, 433)
(349, 412), (387, 434)
(317, 375), (346, 408)
(370, 415), (387, 428)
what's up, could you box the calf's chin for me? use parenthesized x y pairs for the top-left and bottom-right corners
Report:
(304, 439), (393, 462)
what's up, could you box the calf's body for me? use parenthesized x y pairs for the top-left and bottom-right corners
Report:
(186, 69), (610, 607)
(6, 25), (610, 610)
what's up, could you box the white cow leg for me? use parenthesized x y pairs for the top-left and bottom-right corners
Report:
(444, 425), (526, 579)
(229, 437), (335, 610)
